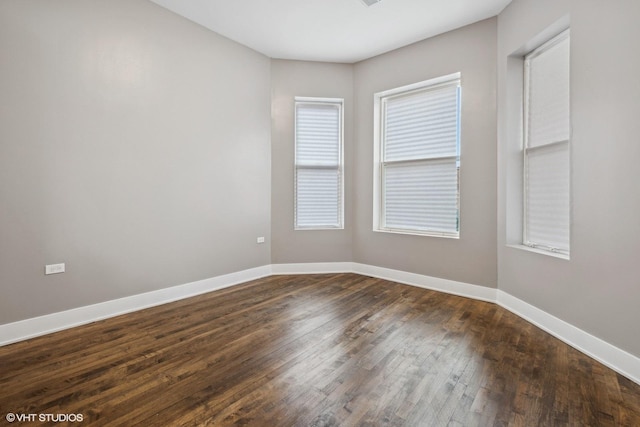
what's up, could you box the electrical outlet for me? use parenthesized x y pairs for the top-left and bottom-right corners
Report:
(257, 237), (265, 244)
(45, 263), (65, 275)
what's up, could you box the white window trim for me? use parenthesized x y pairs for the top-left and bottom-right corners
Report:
(294, 97), (344, 230)
(522, 29), (570, 257)
(373, 72), (461, 238)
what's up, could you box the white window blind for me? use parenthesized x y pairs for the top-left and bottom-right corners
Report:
(295, 98), (343, 229)
(374, 73), (461, 237)
(524, 30), (570, 254)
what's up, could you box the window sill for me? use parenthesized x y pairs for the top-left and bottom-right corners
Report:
(506, 244), (570, 260)
(295, 226), (344, 231)
(374, 228), (459, 239)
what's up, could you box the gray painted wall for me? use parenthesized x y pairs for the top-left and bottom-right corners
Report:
(352, 18), (498, 288)
(0, 0), (272, 324)
(3, 0), (638, 364)
(270, 60), (353, 263)
(497, 0), (640, 356)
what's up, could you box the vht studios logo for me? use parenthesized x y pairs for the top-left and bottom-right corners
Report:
(6, 413), (84, 423)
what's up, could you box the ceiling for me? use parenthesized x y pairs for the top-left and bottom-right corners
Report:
(149, 0), (512, 63)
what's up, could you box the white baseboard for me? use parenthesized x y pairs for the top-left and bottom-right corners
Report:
(497, 290), (640, 386)
(351, 263), (498, 303)
(271, 262), (355, 275)
(0, 265), (272, 347)
(271, 262), (497, 302)
(273, 262), (640, 385)
(1, 261), (638, 386)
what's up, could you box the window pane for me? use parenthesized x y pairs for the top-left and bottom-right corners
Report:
(296, 168), (340, 228)
(384, 84), (459, 162)
(296, 103), (340, 166)
(523, 30), (570, 254)
(525, 142), (570, 251)
(383, 159), (458, 233)
(527, 36), (570, 148)
(294, 99), (343, 229)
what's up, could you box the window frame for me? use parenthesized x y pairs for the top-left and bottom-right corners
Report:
(294, 97), (345, 230)
(373, 72), (462, 238)
(522, 29), (571, 256)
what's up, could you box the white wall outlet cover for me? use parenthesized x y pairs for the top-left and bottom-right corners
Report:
(45, 263), (65, 275)
(257, 237), (265, 244)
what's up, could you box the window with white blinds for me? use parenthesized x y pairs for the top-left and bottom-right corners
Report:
(295, 97), (344, 229)
(373, 73), (461, 237)
(523, 30), (570, 255)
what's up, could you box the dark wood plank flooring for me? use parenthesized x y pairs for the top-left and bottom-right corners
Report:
(1, 273), (639, 426)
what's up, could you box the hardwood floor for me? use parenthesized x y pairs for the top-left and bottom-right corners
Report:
(1, 273), (639, 426)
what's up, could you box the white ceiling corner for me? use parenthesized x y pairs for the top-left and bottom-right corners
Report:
(149, 0), (512, 63)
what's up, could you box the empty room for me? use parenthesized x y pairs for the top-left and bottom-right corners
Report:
(1, 0), (639, 425)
